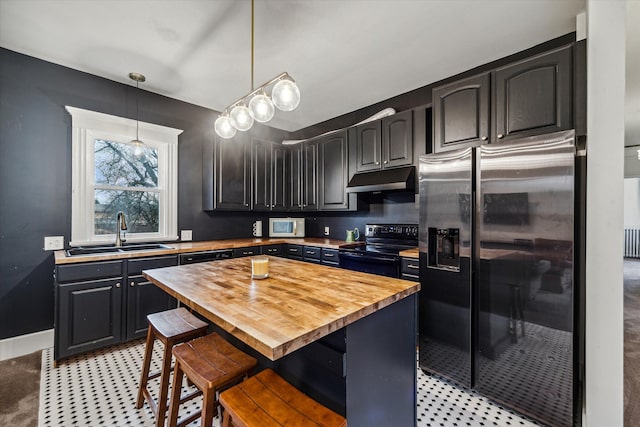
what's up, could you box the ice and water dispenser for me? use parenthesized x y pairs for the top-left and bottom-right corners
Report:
(427, 228), (460, 271)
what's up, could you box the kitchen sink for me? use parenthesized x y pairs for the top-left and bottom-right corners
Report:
(118, 244), (173, 251)
(65, 243), (173, 256)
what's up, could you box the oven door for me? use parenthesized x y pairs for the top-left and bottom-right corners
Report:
(338, 251), (400, 278)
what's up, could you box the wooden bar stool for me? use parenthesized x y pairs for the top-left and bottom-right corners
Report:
(167, 333), (258, 427)
(136, 307), (208, 427)
(219, 368), (347, 427)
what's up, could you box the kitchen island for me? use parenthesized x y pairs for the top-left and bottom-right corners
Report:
(143, 256), (420, 426)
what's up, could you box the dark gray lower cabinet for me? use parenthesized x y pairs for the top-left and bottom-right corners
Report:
(233, 246), (262, 257)
(321, 248), (339, 266)
(56, 277), (123, 361)
(401, 257), (420, 281)
(303, 246), (322, 263)
(286, 244), (303, 260)
(126, 256), (178, 340)
(55, 256), (177, 362)
(261, 244), (283, 256)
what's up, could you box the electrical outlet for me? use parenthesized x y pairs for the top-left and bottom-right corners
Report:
(44, 236), (64, 251)
(324, 226), (330, 236)
(181, 230), (193, 241)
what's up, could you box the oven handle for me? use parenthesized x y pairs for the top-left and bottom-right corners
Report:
(338, 252), (399, 264)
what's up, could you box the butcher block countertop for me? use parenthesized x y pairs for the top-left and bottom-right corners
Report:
(399, 248), (419, 258)
(54, 237), (355, 264)
(143, 256), (420, 361)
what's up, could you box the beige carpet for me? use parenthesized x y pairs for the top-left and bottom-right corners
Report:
(0, 350), (41, 427)
(625, 258), (640, 427)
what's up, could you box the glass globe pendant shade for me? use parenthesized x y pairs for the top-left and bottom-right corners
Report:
(248, 92), (275, 123)
(229, 104), (254, 131)
(271, 78), (300, 111)
(214, 114), (237, 139)
(130, 139), (144, 157)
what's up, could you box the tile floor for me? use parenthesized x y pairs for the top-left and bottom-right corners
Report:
(39, 339), (541, 426)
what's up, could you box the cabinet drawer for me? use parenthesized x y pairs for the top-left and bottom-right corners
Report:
(401, 257), (420, 281)
(321, 248), (339, 265)
(286, 244), (303, 259)
(233, 247), (261, 257)
(128, 255), (178, 276)
(303, 246), (322, 261)
(57, 260), (123, 283)
(262, 244), (283, 256)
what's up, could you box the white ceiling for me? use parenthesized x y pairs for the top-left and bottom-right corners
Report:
(0, 0), (635, 140)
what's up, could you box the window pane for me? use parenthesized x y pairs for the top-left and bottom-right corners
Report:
(94, 189), (159, 235)
(94, 139), (158, 187)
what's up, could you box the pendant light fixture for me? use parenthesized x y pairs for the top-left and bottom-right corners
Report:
(214, 0), (300, 139)
(129, 72), (146, 156)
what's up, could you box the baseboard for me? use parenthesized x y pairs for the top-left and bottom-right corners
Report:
(0, 329), (54, 361)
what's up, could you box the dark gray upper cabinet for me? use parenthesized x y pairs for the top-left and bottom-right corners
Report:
(272, 144), (288, 211)
(212, 134), (252, 210)
(252, 137), (288, 212)
(253, 137), (273, 211)
(493, 44), (573, 142)
(433, 44), (573, 152)
(433, 73), (490, 152)
(355, 121), (382, 172)
(382, 110), (414, 168)
(289, 142), (319, 211)
(318, 131), (349, 211)
(355, 110), (414, 171)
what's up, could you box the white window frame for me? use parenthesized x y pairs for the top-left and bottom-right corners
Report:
(66, 106), (182, 246)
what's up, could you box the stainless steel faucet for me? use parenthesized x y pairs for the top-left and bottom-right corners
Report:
(115, 211), (127, 247)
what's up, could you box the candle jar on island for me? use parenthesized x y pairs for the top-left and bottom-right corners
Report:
(251, 257), (269, 279)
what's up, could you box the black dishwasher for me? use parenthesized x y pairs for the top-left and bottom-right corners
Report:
(179, 249), (233, 264)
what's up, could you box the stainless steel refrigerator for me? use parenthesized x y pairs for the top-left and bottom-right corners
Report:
(418, 130), (581, 427)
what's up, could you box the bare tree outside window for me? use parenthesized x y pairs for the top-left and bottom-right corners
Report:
(94, 139), (159, 235)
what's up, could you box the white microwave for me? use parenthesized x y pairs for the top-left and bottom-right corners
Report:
(269, 218), (305, 237)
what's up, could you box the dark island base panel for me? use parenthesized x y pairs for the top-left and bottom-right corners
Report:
(206, 294), (417, 425)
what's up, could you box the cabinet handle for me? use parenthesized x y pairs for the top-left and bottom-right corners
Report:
(115, 282), (121, 288)
(306, 251), (316, 255)
(324, 253), (335, 257)
(407, 264), (419, 269)
(271, 204), (275, 208)
(245, 203), (249, 207)
(242, 251), (251, 255)
(497, 133), (504, 139)
(130, 281), (135, 287)
(375, 162), (380, 165)
(481, 136), (488, 141)
(383, 160), (388, 164)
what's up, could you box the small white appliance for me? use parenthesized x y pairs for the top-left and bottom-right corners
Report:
(268, 218), (305, 237)
(252, 220), (263, 237)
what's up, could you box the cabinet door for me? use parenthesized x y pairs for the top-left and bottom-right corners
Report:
(355, 121), (382, 172)
(253, 138), (272, 211)
(318, 131), (349, 211)
(302, 142), (318, 211)
(56, 278), (122, 360)
(494, 45), (572, 142)
(382, 110), (413, 168)
(126, 276), (177, 340)
(272, 144), (288, 211)
(433, 73), (490, 152)
(214, 134), (252, 210)
(288, 146), (303, 210)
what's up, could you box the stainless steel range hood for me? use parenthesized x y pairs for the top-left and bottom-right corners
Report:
(346, 166), (415, 193)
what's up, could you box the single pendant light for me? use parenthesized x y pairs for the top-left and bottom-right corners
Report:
(129, 72), (146, 156)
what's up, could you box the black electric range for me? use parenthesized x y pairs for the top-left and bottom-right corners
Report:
(338, 224), (418, 278)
